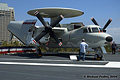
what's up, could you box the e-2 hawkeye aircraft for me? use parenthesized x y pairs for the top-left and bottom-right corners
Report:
(8, 8), (113, 59)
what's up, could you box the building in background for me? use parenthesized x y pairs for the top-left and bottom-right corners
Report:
(0, 3), (15, 43)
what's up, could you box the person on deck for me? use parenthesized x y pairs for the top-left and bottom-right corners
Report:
(111, 41), (117, 55)
(78, 39), (88, 61)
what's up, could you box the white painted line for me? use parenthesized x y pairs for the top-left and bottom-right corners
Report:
(0, 58), (70, 62)
(0, 58), (109, 63)
(0, 61), (120, 68)
(70, 55), (77, 60)
(105, 62), (120, 68)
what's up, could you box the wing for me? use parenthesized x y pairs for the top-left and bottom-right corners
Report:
(8, 19), (37, 45)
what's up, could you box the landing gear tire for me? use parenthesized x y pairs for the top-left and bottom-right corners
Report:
(37, 48), (42, 56)
(94, 54), (98, 59)
(94, 54), (103, 60)
(98, 54), (103, 60)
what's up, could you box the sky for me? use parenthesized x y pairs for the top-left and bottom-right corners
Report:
(1, 0), (120, 27)
(1, 0), (120, 43)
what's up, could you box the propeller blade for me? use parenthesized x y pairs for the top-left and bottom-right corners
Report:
(34, 31), (48, 42)
(91, 17), (99, 26)
(34, 13), (64, 46)
(50, 15), (64, 27)
(50, 31), (63, 46)
(103, 18), (112, 30)
(34, 11), (48, 27)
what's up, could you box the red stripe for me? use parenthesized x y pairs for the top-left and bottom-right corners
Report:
(60, 15), (64, 19)
(16, 51), (24, 53)
(0, 51), (8, 54)
(23, 22), (36, 25)
(109, 18), (112, 21)
(0, 48), (36, 54)
(59, 42), (62, 46)
(91, 17), (94, 20)
(34, 11), (39, 15)
(16, 50), (36, 53)
(33, 40), (36, 44)
(0, 50), (36, 54)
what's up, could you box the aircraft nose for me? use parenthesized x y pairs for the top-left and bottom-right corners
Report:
(106, 36), (113, 42)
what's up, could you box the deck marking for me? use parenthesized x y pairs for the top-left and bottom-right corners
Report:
(0, 61), (120, 68)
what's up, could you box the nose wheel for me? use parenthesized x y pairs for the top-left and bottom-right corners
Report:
(94, 54), (103, 60)
(94, 47), (104, 60)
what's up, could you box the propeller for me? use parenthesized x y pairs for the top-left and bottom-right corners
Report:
(91, 17), (112, 32)
(91, 17), (99, 26)
(34, 11), (64, 46)
(103, 18), (112, 30)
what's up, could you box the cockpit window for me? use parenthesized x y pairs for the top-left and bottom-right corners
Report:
(92, 28), (99, 32)
(83, 27), (103, 33)
(83, 28), (88, 33)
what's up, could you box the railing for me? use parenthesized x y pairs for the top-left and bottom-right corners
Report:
(0, 46), (36, 54)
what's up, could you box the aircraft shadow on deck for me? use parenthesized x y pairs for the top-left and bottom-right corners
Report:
(10, 52), (104, 61)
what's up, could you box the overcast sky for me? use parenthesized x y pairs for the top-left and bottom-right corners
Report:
(107, 28), (120, 44)
(1, 0), (120, 43)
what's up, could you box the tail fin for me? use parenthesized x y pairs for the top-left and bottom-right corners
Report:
(8, 19), (37, 45)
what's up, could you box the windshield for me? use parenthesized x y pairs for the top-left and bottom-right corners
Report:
(83, 27), (104, 33)
(92, 28), (99, 32)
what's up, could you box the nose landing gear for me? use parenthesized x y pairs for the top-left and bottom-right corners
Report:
(94, 54), (103, 60)
(94, 47), (103, 60)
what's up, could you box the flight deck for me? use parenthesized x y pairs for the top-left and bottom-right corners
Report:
(0, 52), (120, 80)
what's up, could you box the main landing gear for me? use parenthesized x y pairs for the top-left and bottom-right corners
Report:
(36, 47), (42, 56)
